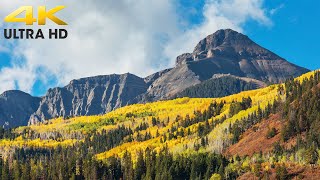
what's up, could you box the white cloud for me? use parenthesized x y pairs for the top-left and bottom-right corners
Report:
(0, 65), (35, 93)
(0, 0), (272, 95)
(165, 0), (272, 63)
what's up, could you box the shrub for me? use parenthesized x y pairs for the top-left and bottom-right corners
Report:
(266, 127), (277, 139)
(275, 164), (288, 180)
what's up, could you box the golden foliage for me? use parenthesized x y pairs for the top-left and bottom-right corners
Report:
(1, 71), (317, 161)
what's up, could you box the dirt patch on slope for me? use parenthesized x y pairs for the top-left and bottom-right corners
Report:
(225, 114), (284, 157)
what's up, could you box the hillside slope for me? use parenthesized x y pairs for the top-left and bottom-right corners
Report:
(1, 73), (283, 153)
(175, 74), (266, 98)
(0, 71), (319, 179)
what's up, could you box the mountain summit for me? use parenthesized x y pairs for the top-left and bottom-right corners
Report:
(0, 29), (309, 127)
(142, 29), (309, 101)
(177, 29), (282, 65)
(194, 29), (281, 61)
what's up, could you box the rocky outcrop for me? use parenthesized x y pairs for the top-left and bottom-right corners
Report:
(144, 68), (172, 86)
(29, 73), (148, 124)
(0, 90), (40, 128)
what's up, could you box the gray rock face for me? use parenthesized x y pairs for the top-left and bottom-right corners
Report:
(144, 68), (172, 86)
(142, 29), (309, 101)
(29, 73), (148, 124)
(0, 90), (40, 128)
(0, 29), (310, 127)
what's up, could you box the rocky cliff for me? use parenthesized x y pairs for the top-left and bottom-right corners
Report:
(29, 73), (148, 124)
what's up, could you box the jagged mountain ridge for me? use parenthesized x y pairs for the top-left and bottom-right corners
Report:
(0, 29), (309, 127)
(28, 73), (148, 125)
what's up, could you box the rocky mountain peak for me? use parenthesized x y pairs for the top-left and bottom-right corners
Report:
(176, 29), (282, 66)
(193, 29), (250, 53)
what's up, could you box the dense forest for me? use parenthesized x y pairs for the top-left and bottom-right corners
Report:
(175, 76), (257, 98)
(0, 72), (319, 179)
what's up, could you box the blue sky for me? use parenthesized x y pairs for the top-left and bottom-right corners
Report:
(0, 0), (319, 96)
(245, 0), (320, 70)
(177, 0), (320, 70)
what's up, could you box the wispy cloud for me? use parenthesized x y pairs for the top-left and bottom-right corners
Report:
(270, 3), (285, 15)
